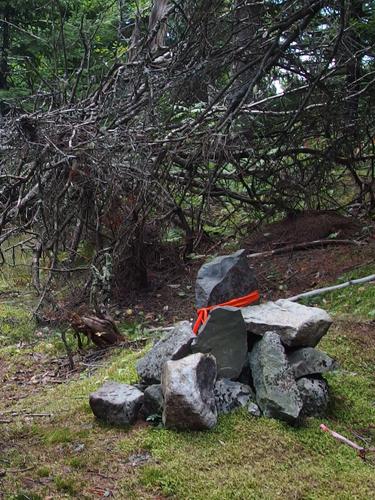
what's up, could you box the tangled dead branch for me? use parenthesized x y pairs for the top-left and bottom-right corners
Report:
(0, 1), (373, 311)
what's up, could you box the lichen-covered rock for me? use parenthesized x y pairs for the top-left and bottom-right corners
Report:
(214, 379), (254, 414)
(297, 377), (329, 418)
(136, 321), (194, 384)
(249, 332), (303, 423)
(141, 384), (164, 418)
(195, 249), (257, 308)
(191, 307), (247, 379)
(162, 353), (217, 430)
(89, 381), (143, 426)
(288, 347), (337, 379)
(242, 299), (332, 347)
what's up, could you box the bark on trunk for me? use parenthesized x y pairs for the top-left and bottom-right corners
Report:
(32, 242), (42, 294)
(0, 2), (10, 90)
(148, 0), (170, 53)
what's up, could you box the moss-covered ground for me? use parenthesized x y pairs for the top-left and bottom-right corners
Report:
(1, 269), (374, 499)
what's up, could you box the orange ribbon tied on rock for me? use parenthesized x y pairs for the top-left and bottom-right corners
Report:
(192, 290), (260, 335)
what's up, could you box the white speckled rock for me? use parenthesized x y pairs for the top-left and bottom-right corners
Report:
(136, 321), (194, 384)
(297, 377), (330, 417)
(162, 353), (217, 430)
(89, 381), (144, 425)
(214, 379), (254, 414)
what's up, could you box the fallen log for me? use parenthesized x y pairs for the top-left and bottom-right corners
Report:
(288, 274), (375, 302)
(70, 312), (126, 348)
(247, 239), (361, 259)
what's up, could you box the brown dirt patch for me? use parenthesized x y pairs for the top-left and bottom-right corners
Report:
(252, 241), (375, 301)
(244, 210), (363, 251)
(115, 212), (375, 325)
(0, 351), (82, 411)
(335, 319), (375, 351)
(0, 343), (144, 412)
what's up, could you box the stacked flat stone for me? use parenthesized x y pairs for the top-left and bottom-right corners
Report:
(89, 250), (337, 430)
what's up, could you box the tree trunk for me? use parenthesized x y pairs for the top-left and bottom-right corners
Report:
(230, 0), (263, 100)
(68, 217), (83, 264)
(343, 0), (364, 134)
(0, 2), (10, 90)
(148, 0), (170, 53)
(32, 242), (42, 294)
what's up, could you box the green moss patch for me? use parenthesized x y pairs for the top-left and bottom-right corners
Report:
(304, 265), (375, 319)
(1, 266), (374, 498)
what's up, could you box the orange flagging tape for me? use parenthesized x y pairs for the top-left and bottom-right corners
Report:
(192, 290), (260, 335)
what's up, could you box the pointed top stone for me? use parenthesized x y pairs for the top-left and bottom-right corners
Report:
(136, 321), (194, 384)
(195, 249), (257, 308)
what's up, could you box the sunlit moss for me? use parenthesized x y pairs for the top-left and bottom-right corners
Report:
(304, 265), (375, 318)
(1, 269), (374, 498)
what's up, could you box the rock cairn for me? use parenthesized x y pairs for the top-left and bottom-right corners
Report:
(90, 250), (337, 429)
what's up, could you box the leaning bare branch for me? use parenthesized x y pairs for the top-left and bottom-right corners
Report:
(0, 0), (373, 314)
(247, 239), (362, 259)
(288, 274), (375, 302)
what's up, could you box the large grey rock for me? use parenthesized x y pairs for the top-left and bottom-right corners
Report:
(191, 307), (247, 379)
(195, 249), (257, 308)
(89, 381), (143, 426)
(297, 377), (329, 418)
(249, 332), (303, 423)
(136, 321), (194, 383)
(142, 384), (164, 418)
(288, 347), (337, 379)
(162, 353), (217, 430)
(242, 299), (332, 347)
(214, 379), (254, 414)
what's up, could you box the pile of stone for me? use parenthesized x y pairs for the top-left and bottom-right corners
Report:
(89, 250), (337, 430)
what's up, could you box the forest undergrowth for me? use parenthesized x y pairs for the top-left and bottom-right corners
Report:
(1, 218), (375, 499)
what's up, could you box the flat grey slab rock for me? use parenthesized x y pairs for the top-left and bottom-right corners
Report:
(288, 347), (337, 379)
(297, 377), (329, 418)
(191, 307), (247, 379)
(214, 379), (254, 414)
(249, 332), (303, 423)
(195, 249), (257, 308)
(136, 321), (194, 384)
(89, 381), (144, 426)
(242, 299), (332, 347)
(162, 353), (217, 430)
(142, 384), (164, 418)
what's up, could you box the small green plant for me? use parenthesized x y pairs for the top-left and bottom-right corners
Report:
(0, 304), (34, 346)
(42, 428), (75, 445)
(146, 413), (163, 426)
(69, 457), (85, 469)
(54, 475), (78, 494)
(36, 466), (50, 477)
(10, 492), (42, 500)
